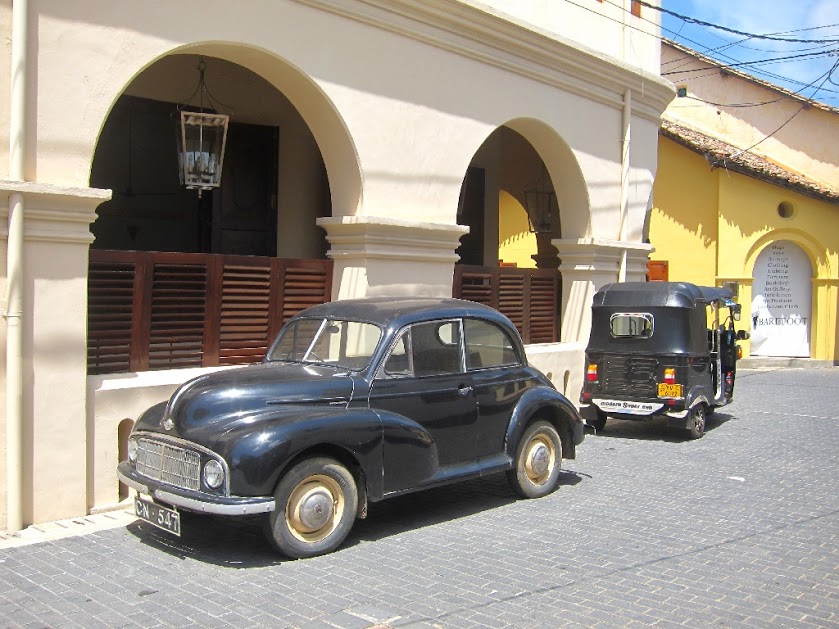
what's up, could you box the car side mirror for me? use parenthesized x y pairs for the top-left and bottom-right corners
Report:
(736, 329), (750, 341)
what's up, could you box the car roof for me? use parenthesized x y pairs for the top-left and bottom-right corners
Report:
(593, 282), (733, 309)
(291, 297), (514, 329)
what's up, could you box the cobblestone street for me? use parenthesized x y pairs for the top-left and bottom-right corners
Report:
(2, 367), (838, 628)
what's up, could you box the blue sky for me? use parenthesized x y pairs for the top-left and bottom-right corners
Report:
(660, 1), (839, 107)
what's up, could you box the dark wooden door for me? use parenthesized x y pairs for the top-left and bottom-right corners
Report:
(211, 122), (279, 256)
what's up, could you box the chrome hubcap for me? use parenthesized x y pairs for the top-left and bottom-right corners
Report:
(295, 487), (334, 532)
(528, 443), (550, 477)
(286, 474), (344, 542)
(524, 435), (555, 485)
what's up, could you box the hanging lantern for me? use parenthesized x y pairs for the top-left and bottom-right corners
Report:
(175, 58), (230, 197)
(524, 164), (555, 234)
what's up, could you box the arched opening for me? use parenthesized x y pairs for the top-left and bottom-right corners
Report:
(453, 121), (587, 345)
(87, 52), (351, 374)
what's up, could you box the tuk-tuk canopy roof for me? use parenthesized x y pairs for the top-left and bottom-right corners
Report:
(592, 282), (733, 309)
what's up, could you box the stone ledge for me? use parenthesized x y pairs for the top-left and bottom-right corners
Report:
(0, 505), (136, 549)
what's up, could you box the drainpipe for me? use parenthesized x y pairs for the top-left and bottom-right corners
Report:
(6, 0), (29, 533)
(618, 88), (631, 282)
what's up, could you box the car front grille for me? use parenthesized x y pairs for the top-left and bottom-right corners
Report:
(601, 355), (657, 397)
(136, 438), (201, 491)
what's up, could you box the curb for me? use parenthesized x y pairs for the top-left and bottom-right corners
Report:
(0, 508), (137, 550)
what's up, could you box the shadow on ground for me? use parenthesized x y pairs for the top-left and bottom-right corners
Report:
(125, 470), (584, 567)
(592, 413), (733, 442)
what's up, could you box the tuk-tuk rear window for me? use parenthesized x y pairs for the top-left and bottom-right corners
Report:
(610, 313), (654, 338)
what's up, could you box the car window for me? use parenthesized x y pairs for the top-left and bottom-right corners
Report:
(464, 318), (519, 369)
(610, 313), (654, 338)
(267, 318), (382, 370)
(383, 320), (463, 378)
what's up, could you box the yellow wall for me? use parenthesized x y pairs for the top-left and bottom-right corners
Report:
(498, 190), (537, 268)
(650, 139), (718, 285)
(651, 136), (839, 361)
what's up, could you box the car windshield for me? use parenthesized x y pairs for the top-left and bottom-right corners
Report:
(266, 318), (382, 370)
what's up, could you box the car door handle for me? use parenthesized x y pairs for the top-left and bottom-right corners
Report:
(457, 384), (473, 396)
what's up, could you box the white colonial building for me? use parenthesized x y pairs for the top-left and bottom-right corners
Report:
(0, 0), (672, 531)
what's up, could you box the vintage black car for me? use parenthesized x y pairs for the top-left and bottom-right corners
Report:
(579, 282), (749, 439)
(118, 297), (585, 558)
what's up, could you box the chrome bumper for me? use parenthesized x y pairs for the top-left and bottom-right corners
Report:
(118, 462), (275, 516)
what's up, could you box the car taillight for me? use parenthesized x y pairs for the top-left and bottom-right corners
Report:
(586, 363), (598, 382)
(663, 367), (676, 384)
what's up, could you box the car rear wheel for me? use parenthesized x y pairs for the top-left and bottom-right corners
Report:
(686, 404), (706, 440)
(266, 457), (358, 559)
(506, 420), (562, 498)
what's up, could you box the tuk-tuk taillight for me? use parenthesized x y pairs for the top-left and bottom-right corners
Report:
(586, 363), (598, 382)
(663, 367), (676, 384)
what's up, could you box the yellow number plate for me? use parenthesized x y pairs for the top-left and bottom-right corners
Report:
(657, 383), (683, 398)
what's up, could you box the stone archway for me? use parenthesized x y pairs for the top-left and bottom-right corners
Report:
(89, 51), (359, 260)
(453, 120), (589, 345)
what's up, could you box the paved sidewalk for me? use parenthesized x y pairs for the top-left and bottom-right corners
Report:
(1, 367), (838, 628)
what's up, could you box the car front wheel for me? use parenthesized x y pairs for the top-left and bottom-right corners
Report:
(506, 420), (562, 499)
(266, 457), (358, 559)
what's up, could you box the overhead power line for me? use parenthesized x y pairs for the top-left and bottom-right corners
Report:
(635, 0), (839, 44)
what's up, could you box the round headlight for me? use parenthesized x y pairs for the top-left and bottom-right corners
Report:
(127, 438), (139, 463)
(203, 460), (225, 489)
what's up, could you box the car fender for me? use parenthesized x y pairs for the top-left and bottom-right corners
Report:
(211, 406), (384, 499)
(505, 386), (584, 460)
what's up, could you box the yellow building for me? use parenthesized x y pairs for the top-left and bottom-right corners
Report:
(651, 42), (839, 364)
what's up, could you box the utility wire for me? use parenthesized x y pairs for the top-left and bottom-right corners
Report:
(596, 0), (839, 102)
(560, 0), (839, 106)
(724, 59), (839, 161)
(662, 49), (839, 76)
(635, 0), (839, 44)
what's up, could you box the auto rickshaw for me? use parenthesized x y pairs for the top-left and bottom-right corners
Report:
(578, 282), (749, 439)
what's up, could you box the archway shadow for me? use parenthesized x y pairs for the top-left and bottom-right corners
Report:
(124, 470), (584, 567)
(592, 412), (733, 442)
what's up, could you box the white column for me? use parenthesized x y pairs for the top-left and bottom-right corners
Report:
(1, 182), (110, 526)
(554, 238), (654, 343)
(317, 216), (468, 300)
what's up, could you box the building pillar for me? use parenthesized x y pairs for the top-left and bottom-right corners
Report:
(532, 232), (560, 270)
(0, 181), (110, 528)
(317, 216), (469, 299)
(554, 238), (653, 343)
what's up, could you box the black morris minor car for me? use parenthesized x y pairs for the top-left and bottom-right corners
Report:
(118, 297), (585, 558)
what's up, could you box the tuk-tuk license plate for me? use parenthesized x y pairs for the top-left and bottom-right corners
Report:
(657, 383), (683, 398)
(135, 496), (181, 536)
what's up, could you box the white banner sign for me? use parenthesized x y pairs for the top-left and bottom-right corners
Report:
(751, 241), (811, 357)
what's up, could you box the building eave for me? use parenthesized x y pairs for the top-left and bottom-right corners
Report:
(297, 0), (675, 121)
(660, 121), (839, 205)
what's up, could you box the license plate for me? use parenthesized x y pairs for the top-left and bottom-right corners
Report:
(135, 496), (181, 536)
(658, 383), (683, 398)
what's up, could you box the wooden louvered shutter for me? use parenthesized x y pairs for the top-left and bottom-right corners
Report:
(147, 258), (208, 370)
(87, 253), (140, 375)
(453, 265), (559, 345)
(87, 251), (333, 374)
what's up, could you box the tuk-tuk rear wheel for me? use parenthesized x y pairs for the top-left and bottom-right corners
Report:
(686, 404), (706, 440)
(588, 409), (607, 432)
